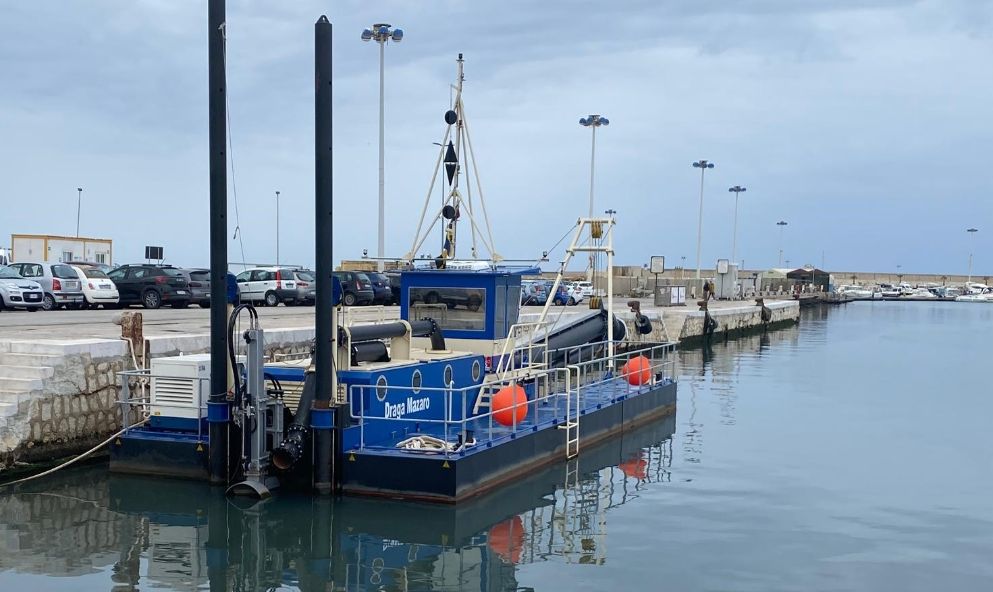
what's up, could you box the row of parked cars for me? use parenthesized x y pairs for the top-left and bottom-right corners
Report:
(0, 261), (402, 312)
(521, 279), (593, 306)
(1, 260), (600, 312)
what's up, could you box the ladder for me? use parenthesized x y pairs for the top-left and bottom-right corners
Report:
(559, 366), (581, 459)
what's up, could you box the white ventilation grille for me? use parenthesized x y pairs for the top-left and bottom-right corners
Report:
(149, 355), (212, 419)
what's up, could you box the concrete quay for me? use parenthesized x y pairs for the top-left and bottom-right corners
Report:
(0, 299), (797, 473)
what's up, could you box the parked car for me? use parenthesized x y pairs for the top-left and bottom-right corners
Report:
(66, 260), (115, 274)
(386, 272), (402, 306)
(180, 268), (212, 308)
(543, 282), (570, 306)
(572, 281), (595, 299)
(0, 265), (44, 311)
(71, 265), (119, 309)
(521, 281), (547, 306)
(412, 287), (485, 311)
(565, 284), (584, 305)
(290, 269), (316, 305)
(6, 262), (84, 310)
(332, 271), (374, 306)
(234, 267), (297, 306)
(366, 272), (394, 305)
(107, 264), (191, 309)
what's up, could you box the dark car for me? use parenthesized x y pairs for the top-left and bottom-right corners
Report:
(386, 272), (402, 305)
(182, 268), (211, 308)
(412, 287), (484, 311)
(366, 272), (394, 305)
(108, 264), (191, 309)
(332, 271), (374, 306)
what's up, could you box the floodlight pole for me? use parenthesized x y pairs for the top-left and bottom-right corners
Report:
(692, 160), (715, 279)
(580, 114), (608, 281)
(967, 227), (978, 284)
(728, 185), (746, 267)
(363, 23), (402, 272)
(75, 187), (82, 237)
(776, 220), (788, 267)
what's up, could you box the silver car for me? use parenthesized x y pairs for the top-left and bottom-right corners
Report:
(0, 265), (44, 311)
(291, 269), (316, 305)
(6, 262), (85, 310)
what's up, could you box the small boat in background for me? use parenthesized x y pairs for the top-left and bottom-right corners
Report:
(837, 285), (874, 299)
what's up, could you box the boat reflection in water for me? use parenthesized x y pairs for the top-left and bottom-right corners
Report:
(0, 415), (674, 591)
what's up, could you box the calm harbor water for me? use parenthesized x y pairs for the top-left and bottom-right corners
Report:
(1, 302), (991, 591)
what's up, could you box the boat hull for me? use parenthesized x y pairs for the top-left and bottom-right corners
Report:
(341, 380), (677, 503)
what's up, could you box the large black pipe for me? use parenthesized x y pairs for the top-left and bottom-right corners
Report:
(207, 0), (229, 486)
(313, 15), (334, 495)
(346, 319), (445, 350)
(271, 370), (316, 471)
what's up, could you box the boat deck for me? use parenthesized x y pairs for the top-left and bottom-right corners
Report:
(342, 376), (677, 503)
(350, 377), (668, 458)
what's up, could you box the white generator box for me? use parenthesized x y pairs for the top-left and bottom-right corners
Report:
(150, 354), (212, 419)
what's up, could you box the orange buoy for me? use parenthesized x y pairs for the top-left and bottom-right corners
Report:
(488, 516), (525, 564)
(621, 355), (652, 385)
(492, 384), (528, 426)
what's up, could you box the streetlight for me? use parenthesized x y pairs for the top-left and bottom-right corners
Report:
(728, 185), (746, 267)
(362, 23), (404, 271)
(581, 115), (609, 279)
(275, 190), (281, 265)
(776, 220), (788, 267)
(76, 187), (82, 237)
(579, 115), (609, 221)
(967, 227), (979, 284)
(691, 160), (715, 279)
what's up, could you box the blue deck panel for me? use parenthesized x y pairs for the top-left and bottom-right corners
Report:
(341, 378), (678, 502)
(346, 377), (674, 458)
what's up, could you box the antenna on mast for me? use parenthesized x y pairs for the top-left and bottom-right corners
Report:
(406, 54), (501, 267)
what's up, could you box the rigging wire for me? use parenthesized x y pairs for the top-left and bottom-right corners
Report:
(219, 23), (247, 268)
(535, 222), (581, 267)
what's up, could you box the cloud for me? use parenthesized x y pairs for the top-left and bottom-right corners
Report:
(0, 0), (990, 275)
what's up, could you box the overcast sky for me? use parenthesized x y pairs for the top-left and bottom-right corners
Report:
(1, 1), (990, 275)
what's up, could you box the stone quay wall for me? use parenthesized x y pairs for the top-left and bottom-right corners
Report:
(0, 327), (315, 472)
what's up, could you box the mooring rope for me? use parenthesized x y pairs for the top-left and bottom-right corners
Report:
(0, 418), (149, 489)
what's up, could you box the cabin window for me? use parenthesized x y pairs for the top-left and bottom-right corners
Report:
(443, 365), (454, 387)
(472, 360), (482, 381)
(411, 370), (422, 394)
(376, 376), (388, 402)
(408, 287), (486, 332)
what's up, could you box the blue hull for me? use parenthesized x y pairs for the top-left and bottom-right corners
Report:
(342, 379), (677, 503)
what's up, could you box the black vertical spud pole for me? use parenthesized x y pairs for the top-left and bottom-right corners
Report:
(207, 0), (229, 485)
(314, 15), (334, 494)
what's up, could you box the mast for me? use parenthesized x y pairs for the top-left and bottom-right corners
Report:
(405, 55), (501, 266)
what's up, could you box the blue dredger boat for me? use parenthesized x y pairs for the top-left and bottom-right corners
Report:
(108, 9), (677, 503)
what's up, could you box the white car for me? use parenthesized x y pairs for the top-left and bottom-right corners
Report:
(566, 284), (585, 305)
(72, 265), (120, 309)
(0, 265), (44, 311)
(572, 281), (595, 299)
(235, 267), (298, 306)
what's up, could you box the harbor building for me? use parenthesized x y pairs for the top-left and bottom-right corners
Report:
(10, 234), (113, 266)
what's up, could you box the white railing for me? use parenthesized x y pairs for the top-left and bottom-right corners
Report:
(348, 341), (676, 457)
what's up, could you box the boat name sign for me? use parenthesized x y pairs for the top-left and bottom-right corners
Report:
(385, 396), (432, 419)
